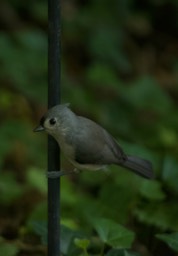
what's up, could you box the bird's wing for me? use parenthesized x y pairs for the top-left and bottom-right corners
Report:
(73, 117), (126, 165)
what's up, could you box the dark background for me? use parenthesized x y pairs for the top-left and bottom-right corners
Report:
(0, 0), (178, 255)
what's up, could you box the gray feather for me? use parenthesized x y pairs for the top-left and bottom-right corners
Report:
(120, 155), (154, 179)
(74, 116), (126, 165)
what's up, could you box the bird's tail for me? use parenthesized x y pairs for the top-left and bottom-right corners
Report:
(120, 155), (154, 179)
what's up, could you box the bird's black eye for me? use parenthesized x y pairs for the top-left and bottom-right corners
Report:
(49, 118), (56, 125)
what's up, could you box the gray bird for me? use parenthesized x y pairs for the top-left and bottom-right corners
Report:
(34, 104), (154, 179)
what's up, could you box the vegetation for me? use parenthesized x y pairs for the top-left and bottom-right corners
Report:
(1, 0), (178, 255)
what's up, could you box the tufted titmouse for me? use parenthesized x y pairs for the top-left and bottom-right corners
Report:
(34, 104), (153, 179)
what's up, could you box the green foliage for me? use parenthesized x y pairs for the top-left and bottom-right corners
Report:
(0, 173), (24, 204)
(32, 220), (135, 255)
(92, 218), (135, 249)
(122, 76), (173, 114)
(106, 249), (141, 256)
(60, 225), (84, 256)
(139, 180), (166, 201)
(74, 238), (90, 256)
(162, 156), (178, 194)
(27, 202), (47, 225)
(0, 31), (47, 103)
(30, 221), (47, 245)
(27, 167), (47, 194)
(74, 238), (90, 250)
(156, 232), (178, 252)
(134, 201), (178, 230)
(0, 238), (19, 256)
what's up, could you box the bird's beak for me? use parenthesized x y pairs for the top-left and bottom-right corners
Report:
(33, 125), (45, 132)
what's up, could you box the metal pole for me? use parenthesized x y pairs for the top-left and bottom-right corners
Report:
(48, 0), (60, 255)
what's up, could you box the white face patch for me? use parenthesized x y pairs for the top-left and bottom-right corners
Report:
(44, 117), (57, 132)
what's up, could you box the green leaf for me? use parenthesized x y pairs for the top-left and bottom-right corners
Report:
(61, 178), (80, 205)
(106, 249), (141, 256)
(74, 238), (90, 250)
(134, 201), (178, 230)
(0, 239), (19, 256)
(92, 218), (135, 249)
(0, 173), (23, 204)
(60, 225), (86, 255)
(27, 167), (47, 194)
(156, 232), (178, 252)
(158, 127), (177, 147)
(15, 31), (47, 51)
(30, 221), (47, 245)
(27, 202), (47, 225)
(86, 63), (123, 91)
(98, 179), (139, 224)
(61, 225), (77, 254)
(0, 32), (47, 103)
(122, 76), (172, 114)
(162, 156), (178, 194)
(30, 222), (86, 255)
(139, 180), (166, 201)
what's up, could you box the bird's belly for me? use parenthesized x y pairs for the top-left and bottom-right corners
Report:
(56, 137), (106, 171)
(69, 159), (106, 171)
(56, 137), (75, 159)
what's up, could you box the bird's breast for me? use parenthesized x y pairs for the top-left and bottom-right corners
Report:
(54, 132), (75, 159)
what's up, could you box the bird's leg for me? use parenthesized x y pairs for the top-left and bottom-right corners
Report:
(59, 169), (81, 176)
(58, 168), (82, 176)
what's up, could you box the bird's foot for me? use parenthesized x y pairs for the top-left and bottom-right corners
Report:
(73, 168), (81, 174)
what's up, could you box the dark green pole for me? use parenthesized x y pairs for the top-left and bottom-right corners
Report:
(48, 0), (60, 255)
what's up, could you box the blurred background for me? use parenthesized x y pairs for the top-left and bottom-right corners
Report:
(1, 0), (178, 255)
